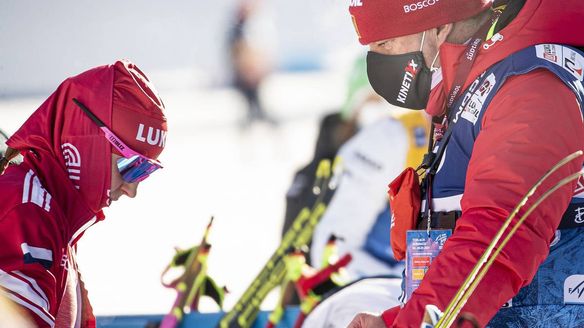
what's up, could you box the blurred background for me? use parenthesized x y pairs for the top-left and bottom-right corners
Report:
(0, 0), (365, 315)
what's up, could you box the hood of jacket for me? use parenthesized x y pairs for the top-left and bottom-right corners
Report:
(6, 60), (167, 244)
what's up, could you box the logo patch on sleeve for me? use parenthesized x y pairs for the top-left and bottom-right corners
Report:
(536, 44), (584, 81)
(564, 275), (584, 304)
(460, 73), (496, 125)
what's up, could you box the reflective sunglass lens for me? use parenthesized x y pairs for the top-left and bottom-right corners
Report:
(116, 155), (160, 183)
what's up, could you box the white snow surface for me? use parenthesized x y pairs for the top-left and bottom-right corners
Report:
(0, 71), (348, 315)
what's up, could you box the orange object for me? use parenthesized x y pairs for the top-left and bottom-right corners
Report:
(388, 167), (421, 261)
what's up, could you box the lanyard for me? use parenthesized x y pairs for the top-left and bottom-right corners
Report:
(438, 9), (501, 136)
(419, 9), (502, 225)
(418, 9), (502, 172)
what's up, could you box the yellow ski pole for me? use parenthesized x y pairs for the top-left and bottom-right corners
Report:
(435, 150), (583, 328)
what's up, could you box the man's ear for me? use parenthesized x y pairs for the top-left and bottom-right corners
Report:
(437, 23), (454, 46)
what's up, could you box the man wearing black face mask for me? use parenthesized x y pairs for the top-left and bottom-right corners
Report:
(367, 30), (442, 111)
(344, 0), (584, 327)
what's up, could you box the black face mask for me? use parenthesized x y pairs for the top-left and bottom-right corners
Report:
(367, 50), (432, 110)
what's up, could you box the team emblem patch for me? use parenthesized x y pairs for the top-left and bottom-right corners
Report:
(564, 275), (584, 304)
(536, 44), (584, 81)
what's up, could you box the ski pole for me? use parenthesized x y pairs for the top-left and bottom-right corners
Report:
(266, 249), (307, 328)
(219, 158), (338, 328)
(238, 200), (329, 328)
(437, 170), (582, 327)
(160, 216), (215, 328)
(292, 253), (353, 328)
(435, 150), (583, 328)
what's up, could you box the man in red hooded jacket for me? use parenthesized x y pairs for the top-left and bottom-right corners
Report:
(345, 0), (584, 327)
(0, 60), (167, 327)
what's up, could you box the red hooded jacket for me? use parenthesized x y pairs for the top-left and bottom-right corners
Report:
(382, 0), (584, 326)
(0, 60), (166, 327)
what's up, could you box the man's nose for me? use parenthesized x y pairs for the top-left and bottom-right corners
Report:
(122, 182), (139, 198)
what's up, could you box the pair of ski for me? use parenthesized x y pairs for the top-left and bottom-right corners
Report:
(218, 159), (340, 328)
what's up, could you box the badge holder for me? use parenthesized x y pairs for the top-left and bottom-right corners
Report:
(404, 229), (451, 301)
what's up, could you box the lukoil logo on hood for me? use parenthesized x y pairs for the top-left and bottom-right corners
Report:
(136, 124), (167, 148)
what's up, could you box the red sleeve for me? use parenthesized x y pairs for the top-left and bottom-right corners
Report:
(392, 70), (584, 327)
(0, 204), (62, 328)
(382, 306), (401, 326)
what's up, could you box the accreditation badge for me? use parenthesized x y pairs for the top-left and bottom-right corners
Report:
(404, 229), (451, 301)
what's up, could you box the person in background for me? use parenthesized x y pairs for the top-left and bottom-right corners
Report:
(308, 55), (428, 280)
(310, 106), (429, 280)
(297, 54), (430, 327)
(0, 60), (167, 327)
(281, 57), (371, 239)
(301, 107), (430, 327)
(228, 0), (277, 128)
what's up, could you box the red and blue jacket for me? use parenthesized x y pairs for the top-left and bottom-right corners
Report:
(384, 0), (584, 327)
